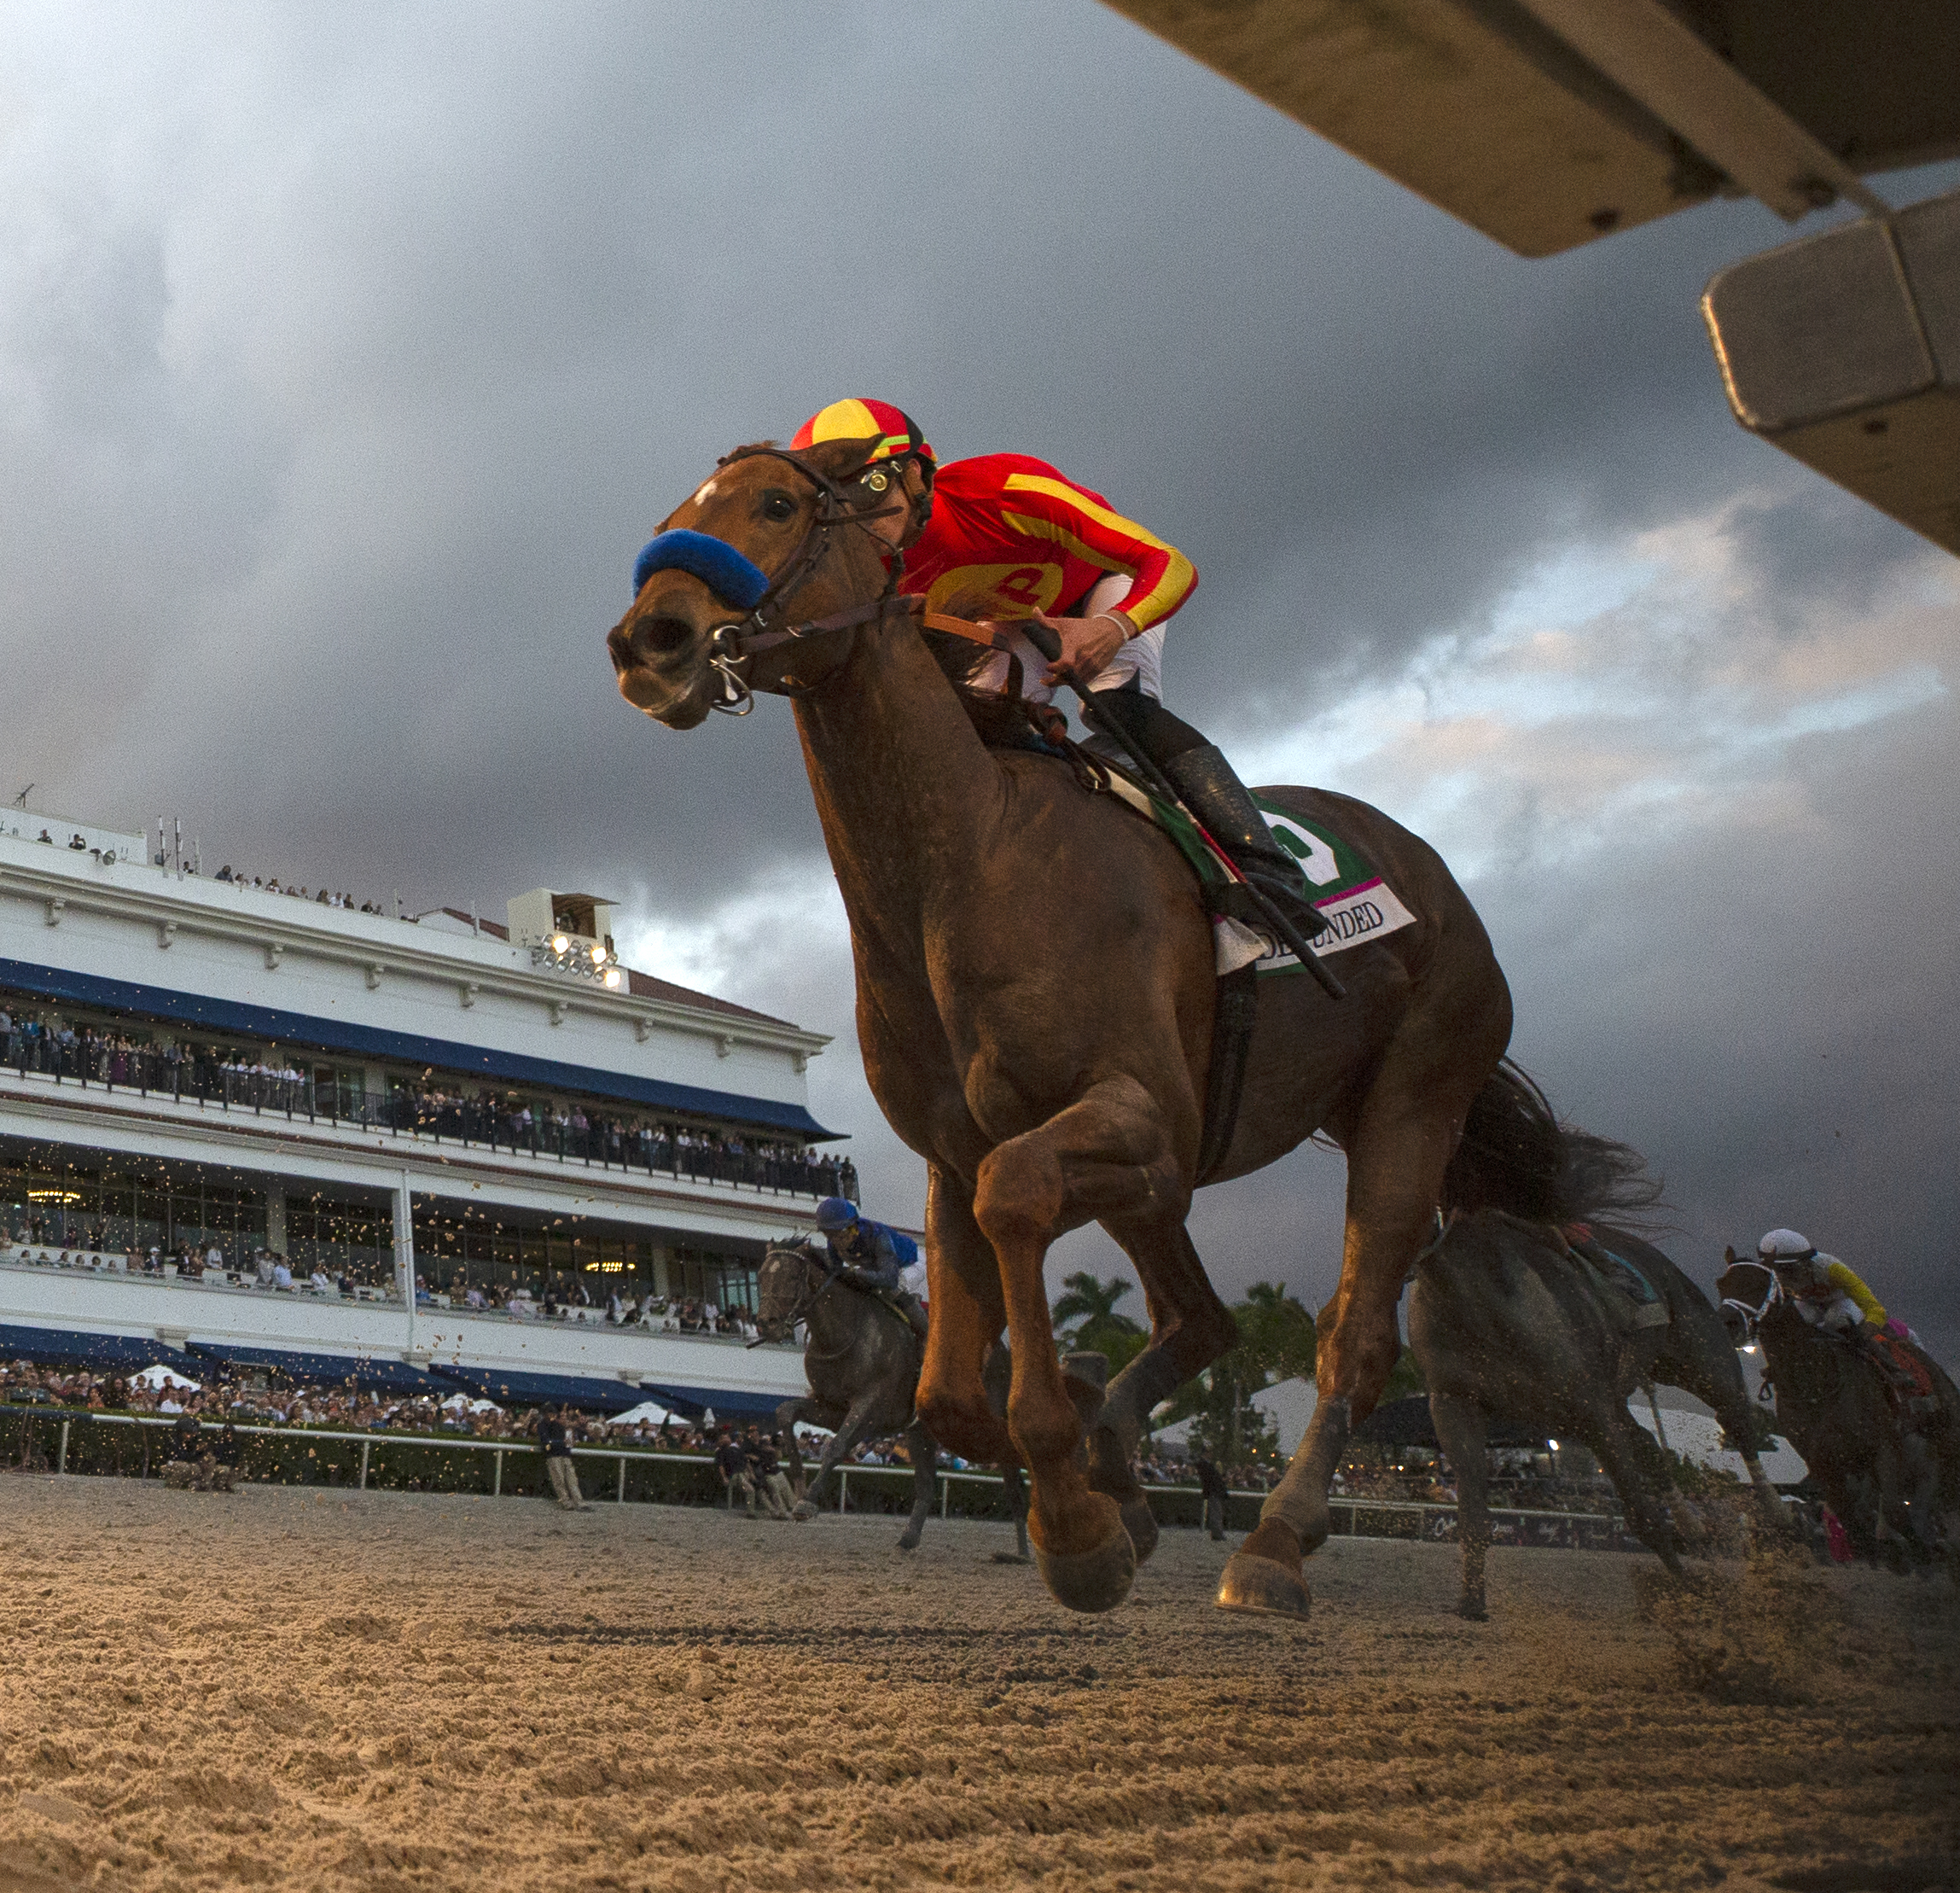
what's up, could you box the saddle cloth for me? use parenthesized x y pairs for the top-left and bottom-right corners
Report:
(1093, 767), (1418, 975)
(1562, 1224), (1671, 1330)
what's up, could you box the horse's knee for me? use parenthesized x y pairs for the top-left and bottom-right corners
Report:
(973, 1140), (1065, 1250)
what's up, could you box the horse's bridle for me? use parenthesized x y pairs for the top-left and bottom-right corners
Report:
(686, 445), (923, 715)
(759, 1241), (843, 1343)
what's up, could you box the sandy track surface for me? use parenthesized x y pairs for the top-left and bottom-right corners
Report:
(1, 1477), (1954, 1892)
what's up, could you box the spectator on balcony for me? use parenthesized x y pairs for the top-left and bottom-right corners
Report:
(271, 1255), (293, 1290)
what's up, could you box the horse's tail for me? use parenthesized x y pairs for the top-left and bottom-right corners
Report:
(1441, 1058), (1662, 1227)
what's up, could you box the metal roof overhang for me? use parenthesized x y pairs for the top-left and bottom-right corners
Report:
(0, 955), (841, 1141)
(1102, 0), (1960, 258)
(1703, 189), (1960, 556)
(0, 1323), (202, 1375)
(186, 1341), (446, 1395)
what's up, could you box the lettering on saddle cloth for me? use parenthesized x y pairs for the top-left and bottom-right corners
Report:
(1092, 774), (1420, 976)
(1562, 1224), (1671, 1330)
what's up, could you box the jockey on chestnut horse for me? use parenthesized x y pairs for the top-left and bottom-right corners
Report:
(609, 401), (1545, 1617)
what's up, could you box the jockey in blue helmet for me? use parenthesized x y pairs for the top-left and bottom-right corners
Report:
(815, 1197), (927, 1341)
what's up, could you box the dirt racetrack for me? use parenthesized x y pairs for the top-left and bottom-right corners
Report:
(1, 1476), (1955, 1893)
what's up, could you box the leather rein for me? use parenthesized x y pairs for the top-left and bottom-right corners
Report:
(685, 444), (996, 714)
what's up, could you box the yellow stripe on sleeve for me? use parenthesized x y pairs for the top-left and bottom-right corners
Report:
(1120, 546), (1196, 632)
(999, 510), (1135, 574)
(1002, 471), (1172, 549)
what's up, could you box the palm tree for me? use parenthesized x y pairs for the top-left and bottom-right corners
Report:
(1050, 1271), (1146, 1372)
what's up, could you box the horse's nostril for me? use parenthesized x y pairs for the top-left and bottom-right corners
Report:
(637, 615), (696, 658)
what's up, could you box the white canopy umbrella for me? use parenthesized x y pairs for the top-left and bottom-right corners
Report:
(131, 1364), (201, 1391)
(603, 1399), (678, 1429)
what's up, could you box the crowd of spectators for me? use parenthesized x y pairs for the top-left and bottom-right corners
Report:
(210, 865), (394, 914)
(20, 827), (400, 915)
(0, 1358), (900, 1468)
(0, 1231), (780, 1341)
(0, 1000), (856, 1200)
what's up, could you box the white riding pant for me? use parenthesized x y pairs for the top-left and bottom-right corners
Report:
(968, 573), (1166, 708)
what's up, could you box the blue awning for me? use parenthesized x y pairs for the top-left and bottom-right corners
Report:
(186, 1341), (445, 1395)
(0, 1324), (202, 1376)
(638, 1382), (788, 1422)
(429, 1361), (646, 1413)
(0, 956), (842, 1140)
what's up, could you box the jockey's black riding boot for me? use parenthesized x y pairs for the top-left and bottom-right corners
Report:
(1160, 744), (1331, 953)
(1088, 680), (1329, 960)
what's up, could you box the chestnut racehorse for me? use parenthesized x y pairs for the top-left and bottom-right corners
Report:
(608, 434), (1523, 1616)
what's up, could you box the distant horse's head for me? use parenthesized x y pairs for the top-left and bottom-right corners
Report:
(1716, 1248), (1780, 1348)
(608, 438), (912, 727)
(755, 1241), (829, 1343)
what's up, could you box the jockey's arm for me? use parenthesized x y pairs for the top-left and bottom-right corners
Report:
(992, 469), (1196, 685)
(1824, 1260), (1886, 1329)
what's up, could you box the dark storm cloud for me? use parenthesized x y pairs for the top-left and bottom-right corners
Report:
(14, 0), (1945, 906)
(2, 4), (1954, 1371)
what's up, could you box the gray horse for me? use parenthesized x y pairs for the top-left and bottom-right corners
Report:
(1411, 1201), (1786, 1619)
(754, 1241), (1035, 1555)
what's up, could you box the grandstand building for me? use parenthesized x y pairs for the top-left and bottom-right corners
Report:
(0, 807), (847, 1418)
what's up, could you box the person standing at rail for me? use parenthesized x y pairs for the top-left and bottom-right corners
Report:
(538, 1405), (593, 1511)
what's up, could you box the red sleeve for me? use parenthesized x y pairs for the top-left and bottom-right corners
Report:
(992, 463), (1198, 632)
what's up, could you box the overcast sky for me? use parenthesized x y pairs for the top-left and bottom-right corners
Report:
(3, 3), (1956, 1360)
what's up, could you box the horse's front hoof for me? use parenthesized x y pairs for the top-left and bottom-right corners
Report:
(1033, 1517), (1137, 1614)
(1120, 1493), (1160, 1566)
(1217, 1552), (1311, 1619)
(897, 1533), (920, 1552)
(1457, 1593), (1488, 1622)
(990, 1551), (1032, 1565)
(791, 1501), (818, 1523)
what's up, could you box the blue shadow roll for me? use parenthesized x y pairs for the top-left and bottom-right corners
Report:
(631, 529), (771, 608)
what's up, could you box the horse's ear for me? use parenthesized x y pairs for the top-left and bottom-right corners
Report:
(800, 435), (883, 482)
(1723, 1245), (1737, 1265)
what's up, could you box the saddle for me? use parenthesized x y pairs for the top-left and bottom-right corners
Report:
(1558, 1224), (1670, 1331)
(921, 611), (1416, 1181)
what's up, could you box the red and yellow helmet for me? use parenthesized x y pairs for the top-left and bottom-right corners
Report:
(790, 398), (933, 467)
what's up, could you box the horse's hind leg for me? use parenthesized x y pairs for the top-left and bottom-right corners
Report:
(1593, 1412), (1684, 1576)
(1429, 1394), (1491, 1620)
(1222, 1073), (1492, 1617)
(1091, 1217), (1236, 1567)
(897, 1418), (938, 1552)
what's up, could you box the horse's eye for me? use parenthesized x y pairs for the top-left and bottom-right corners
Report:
(763, 494), (796, 523)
